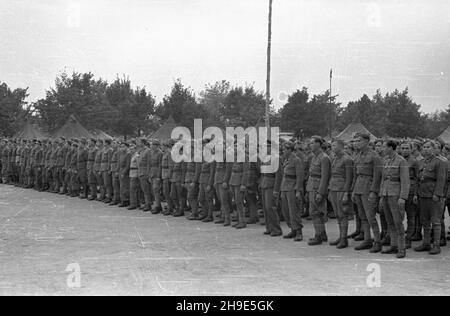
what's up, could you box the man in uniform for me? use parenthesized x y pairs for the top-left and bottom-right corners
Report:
(34, 140), (44, 191)
(101, 139), (114, 203)
(69, 141), (80, 197)
(414, 141), (447, 255)
(213, 143), (232, 225)
(401, 141), (420, 249)
(197, 139), (216, 222)
(242, 146), (261, 224)
(110, 140), (121, 205)
(87, 138), (98, 201)
(149, 140), (163, 214)
(128, 140), (140, 210)
(328, 140), (354, 249)
(380, 140), (410, 258)
(63, 140), (74, 195)
(185, 141), (201, 220)
(306, 136), (331, 246)
(228, 144), (246, 229)
(352, 133), (383, 253)
(137, 138), (152, 212)
(94, 140), (104, 201)
(118, 141), (131, 208)
(56, 138), (67, 194)
(171, 144), (187, 217)
(77, 138), (89, 199)
(279, 141), (304, 242)
(161, 140), (175, 215)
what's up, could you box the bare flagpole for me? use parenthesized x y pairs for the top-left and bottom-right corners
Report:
(265, 0), (273, 129)
(329, 68), (333, 140)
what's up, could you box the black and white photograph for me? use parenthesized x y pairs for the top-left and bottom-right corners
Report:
(0, 0), (450, 299)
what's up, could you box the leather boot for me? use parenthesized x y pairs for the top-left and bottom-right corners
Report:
(329, 238), (340, 246)
(381, 246), (398, 254)
(294, 229), (303, 242)
(369, 241), (382, 253)
(355, 240), (373, 251)
(429, 245), (441, 255)
(414, 244), (431, 252)
(284, 230), (296, 239)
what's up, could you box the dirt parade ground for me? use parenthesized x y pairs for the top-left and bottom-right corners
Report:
(0, 184), (449, 296)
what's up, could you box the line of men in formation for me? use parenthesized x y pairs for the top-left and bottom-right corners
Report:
(1, 133), (449, 259)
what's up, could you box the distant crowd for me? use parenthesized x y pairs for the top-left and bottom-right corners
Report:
(1, 133), (449, 258)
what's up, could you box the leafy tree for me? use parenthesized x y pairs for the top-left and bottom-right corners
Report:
(0, 82), (29, 136)
(198, 80), (231, 128)
(106, 76), (155, 138)
(280, 88), (340, 138)
(155, 79), (206, 131)
(221, 85), (266, 127)
(35, 71), (115, 133)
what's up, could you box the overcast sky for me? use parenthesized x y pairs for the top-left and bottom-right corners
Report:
(1, 0), (449, 113)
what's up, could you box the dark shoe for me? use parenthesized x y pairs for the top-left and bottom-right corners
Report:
(349, 231), (360, 239)
(294, 231), (303, 242)
(87, 197), (96, 201)
(151, 207), (162, 215)
(370, 242), (382, 253)
(198, 214), (208, 221)
(355, 241), (373, 251)
(215, 219), (225, 224)
(308, 237), (322, 246)
(414, 244), (431, 252)
(104, 199), (111, 204)
(202, 217), (214, 223)
(440, 239), (447, 247)
(429, 245), (441, 255)
(336, 238), (348, 249)
(270, 232), (282, 237)
(223, 221), (231, 227)
(263, 231), (271, 235)
(142, 207), (151, 212)
(127, 206), (137, 210)
(329, 238), (340, 246)
(187, 214), (199, 220)
(380, 236), (391, 246)
(118, 202), (125, 208)
(396, 250), (406, 258)
(246, 218), (259, 224)
(354, 233), (365, 241)
(235, 223), (247, 229)
(381, 246), (398, 254)
(411, 233), (422, 242)
(284, 231), (296, 239)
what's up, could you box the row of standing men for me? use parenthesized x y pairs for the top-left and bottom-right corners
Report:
(1, 133), (449, 258)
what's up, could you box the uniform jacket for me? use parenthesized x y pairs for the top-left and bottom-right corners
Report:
(404, 156), (420, 196)
(351, 148), (382, 195)
(418, 155), (447, 198)
(380, 153), (410, 200)
(280, 152), (304, 192)
(137, 148), (150, 177)
(329, 153), (354, 192)
(306, 151), (331, 195)
(149, 149), (163, 179)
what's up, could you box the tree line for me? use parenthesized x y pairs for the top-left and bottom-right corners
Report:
(1, 71), (449, 139)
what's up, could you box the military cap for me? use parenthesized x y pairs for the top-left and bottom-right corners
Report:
(80, 138), (87, 144)
(67, 140), (73, 145)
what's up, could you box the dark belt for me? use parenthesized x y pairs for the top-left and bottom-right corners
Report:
(384, 178), (400, 182)
(130, 167), (138, 170)
(309, 174), (321, 179)
(420, 178), (435, 183)
(285, 175), (296, 180)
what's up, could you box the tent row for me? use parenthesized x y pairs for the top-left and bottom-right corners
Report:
(14, 115), (450, 144)
(13, 115), (113, 140)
